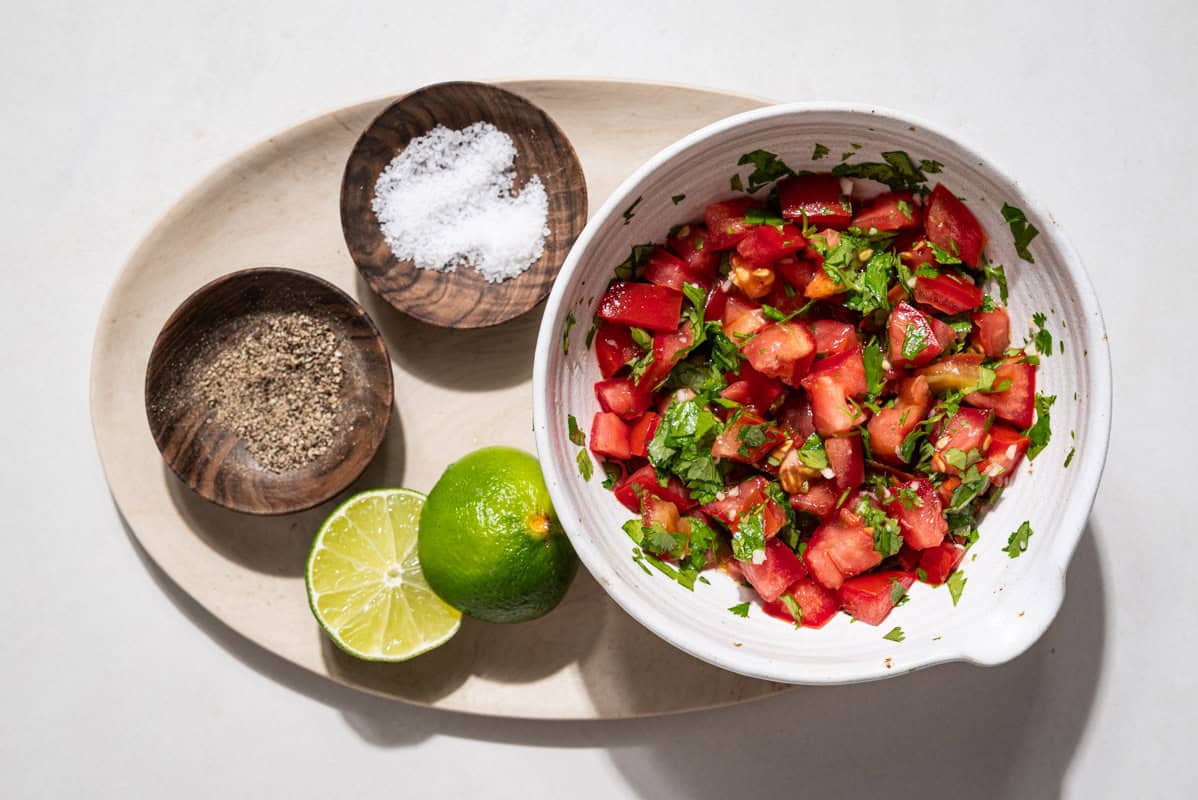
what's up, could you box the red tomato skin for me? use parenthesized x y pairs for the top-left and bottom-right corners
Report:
(887, 301), (948, 367)
(896, 543), (922, 572)
(666, 223), (720, 277)
(924, 184), (986, 267)
(643, 247), (713, 292)
(779, 174), (853, 229)
(628, 412), (660, 458)
(722, 295), (768, 339)
(594, 322), (637, 379)
(778, 393), (816, 441)
(705, 197), (760, 250)
(851, 191), (922, 231)
(735, 224), (807, 268)
(641, 494), (682, 532)
(613, 464), (695, 512)
(805, 519), (883, 590)
(764, 577), (840, 628)
(971, 307), (1011, 357)
(704, 283), (730, 322)
(775, 257), (821, 295)
(809, 319), (860, 357)
(737, 361), (787, 412)
(980, 423), (1030, 486)
(638, 323), (695, 389)
(788, 479), (840, 519)
(598, 282), (683, 332)
(932, 407), (994, 475)
(712, 412), (782, 464)
(739, 539), (809, 603)
(918, 543), (966, 585)
(826, 433), (865, 490)
(740, 321), (817, 386)
(589, 412), (631, 460)
(803, 345), (868, 398)
(594, 377), (653, 420)
(800, 345), (869, 437)
(888, 478), (948, 550)
(838, 570), (916, 625)
(868, 376), (932, 464)
(913, 272), (985, 314)
(965, 357), (1037, 429)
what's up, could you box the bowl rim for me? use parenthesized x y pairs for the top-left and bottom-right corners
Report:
(533, 101), (1112, 684)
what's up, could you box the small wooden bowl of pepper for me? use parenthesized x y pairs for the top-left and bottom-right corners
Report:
(145, 267), (393, 515)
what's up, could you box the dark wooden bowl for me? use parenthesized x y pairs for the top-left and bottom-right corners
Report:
(145, 268), (393, 515)
(341, 81), (588, 329)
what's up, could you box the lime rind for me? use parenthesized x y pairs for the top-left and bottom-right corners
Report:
(305, 489), (461, 662)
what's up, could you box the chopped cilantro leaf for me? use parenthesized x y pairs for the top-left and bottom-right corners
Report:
(919, 159), (944, 173)
(728, 602), (751, 618)
(981, 258), (1009, 304)
(671, 193), (686, 205)
(928, 242), (963, 265)
(629, 326), (652, 351)
(622, 196), (643, 225)
(883, 626), (906, 642)
(1001, 203), (1039, 262)
(863, 338), (885, 400)
(567, 414), (585, 446)
(647, 399), (725, 502)
(778, 594), (803, 627)
(946, 571), (966, 606)
(1064, 447), (1076, 468)
(901, 322), (929, 361)
(562, 312), (576, 354)
(1025, 393), (1056, 460)
(1003, 521), (1034, 558)
(585, 318), (599, 349)
(857, 499), (902, 558)
(889, 578), (908, 605)
(614, 243), (657, 280)
(812, 143), (830, 160)
(601, 461), (621, 489)
(576, 449), (593, 480)
(731, 507), (767, 563)
(737, 149), (795, 193)
(737, 422), (771, 457)
(1031, 312), (1054, 357)
(796, 432), (829, 470)
(730, 173), (744, 192)
(681, 282), (707, 311)
(832, 151), (930, 193)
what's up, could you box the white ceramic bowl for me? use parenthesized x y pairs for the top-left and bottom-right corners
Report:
(533, 103), (1111, 684)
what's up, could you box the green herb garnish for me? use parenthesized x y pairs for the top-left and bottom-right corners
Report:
(1025, 393), (1056, 460)
(946, 571), (966, 606)
(737, 149), (795, 193)
(883, 626), (906, 642)
(1003, 521), (1034, 558)
(728, 602), (751, 618)
(1001, 203), (1039, 262)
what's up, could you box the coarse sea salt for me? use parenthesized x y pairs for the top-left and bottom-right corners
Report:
(371, 122), (549, 283)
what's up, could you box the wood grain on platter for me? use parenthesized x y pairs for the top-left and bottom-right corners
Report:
(91, 80), (786, 719)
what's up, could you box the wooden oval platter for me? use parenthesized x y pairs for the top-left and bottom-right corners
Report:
(90, 80), (784, 719)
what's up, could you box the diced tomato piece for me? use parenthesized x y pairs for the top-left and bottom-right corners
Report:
(613, 464), (695, 512)
(838, 571), (915, 625)
(971, 307), (1011, 357)
(932, 407), (994, 475)
(918, 543), (966, 585)
(704, 283), (729, 322)
(722, 294), (768, 340)
(641, 495), (683, 533)
(804, 345), (868, 397)
(637, 323), (695, 388)
(825, 433), (865, 490)
(900, 238), (939, 270)
(913, 272), (985, 314)
(598, 282), (683, 332)
(701, 476), (784, 537)
(738, 361), (786, 411)
(739, 539), (808, 603)
(979, 423), (1030, 486)
(589, 412), (631, 460)
(809, 319), (859, 357)
(594, 377), (653, 420)
(643, 247), (713, 293)
(779, 174), (852, 229)
(887, 301), (947, 367)
(917, 353), (984, 393)
(788, 479), (840, 519)
(804, 519), (883, 590)
(936, 476), (961, 508)
(896, 543), (922, 572)
(764, 577), (840, 628)
(924, 184), (986, 267)
(851, 191), (922, 231)
(868, 376), (932, 464)
(628, 412), (660, 458)
(594, 322), (637, 379)
(719, 380), (753, 407)
(666, 223), (720, 278)
(740, 321), (816, 386)
(775, 257), (821, 296)
(735, 224), (807, 268)
(712, 412), (783, 464)
(965, 356), (1037, 429)
(887, 478), (947, 550)
(705, 197), (760, 250)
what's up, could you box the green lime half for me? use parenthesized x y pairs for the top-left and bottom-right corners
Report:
(306, 489), (461, 661)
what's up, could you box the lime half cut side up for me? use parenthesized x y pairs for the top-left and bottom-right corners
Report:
(306, 489), (462, 661)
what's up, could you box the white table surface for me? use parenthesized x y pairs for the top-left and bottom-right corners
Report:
(2, 1), (1192, 797)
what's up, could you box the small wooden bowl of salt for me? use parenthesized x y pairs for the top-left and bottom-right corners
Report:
(145, 268), (393, 515)
(341, 82), (588, 328)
